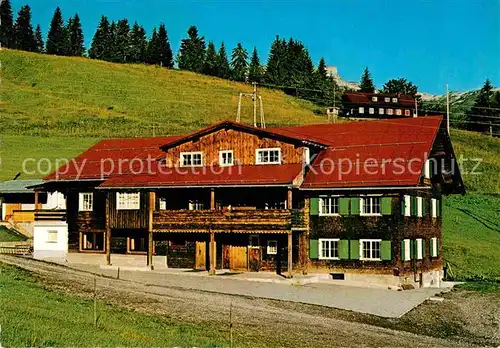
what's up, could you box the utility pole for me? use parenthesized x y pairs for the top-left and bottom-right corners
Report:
(252, 82), (257, 127)
(446, 84), (450, 135)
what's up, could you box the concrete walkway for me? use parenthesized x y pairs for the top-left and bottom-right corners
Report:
(62, 261), (449, 318)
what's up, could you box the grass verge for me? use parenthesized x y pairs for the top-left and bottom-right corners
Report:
(0, 226), (27, 242)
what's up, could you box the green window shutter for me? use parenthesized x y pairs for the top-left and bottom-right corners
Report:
(309, 239), (318, 259)
(310, 198), (319, 216)
(410, 197), (417, 217)
(436, 238), (439, 255)
(401, 240), (406, 261)
(423, 199), (429, 217)
(436, 199), (441, 217)
(350, 198), (361, 215)
(429, 239), (434, 258)
(422, 239), (426, 258)
(339, 198), (350, 215)
(339, 240), (349, 259)
(410, 240), (416, 259)
(349, 240), (360, 259)
(381, 197), (392, 215)
(401, 196), (406, 215)
(381, 240), (392, 260)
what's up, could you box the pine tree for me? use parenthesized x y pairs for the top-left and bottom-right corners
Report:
(146, 27), (159, 65)
(467, 79), (494, 133)
(203, 41), (218, 76)
(177, 25), (206, 73)
(88, 16), (111, 60)
(231, 42), (248, 82)
(265, 36), (287, 85)
(61, 16), (72, 56)
(216, 42), (230, 79)
(129, 22), (147, 63)
(13, 5), (36, 51)
(382, 78), (418, 97)
(112, 19), (130, 62)
(34, 24), (44, 53)
(248, 47), (263, 83)
(46, 7), (65, 55)
(0, 0), (14, 48)
(314, 58), (337, 106)
(107, 21), (117, 61)
(359, 67), (375, 93)
(156, 23), (173, 68)
(68, 13), (84, 56)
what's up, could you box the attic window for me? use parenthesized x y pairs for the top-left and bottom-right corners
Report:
(392, 98), (398, 103)
(219, 150), (234, 166)
(372, 96), (378, 102)
(180, 152), (203, 167)
(256, 148), (281, 165)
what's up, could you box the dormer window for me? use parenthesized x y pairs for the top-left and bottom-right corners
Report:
(256, 148), (281, 165)
(384, 97), (390, 102)
(392, 98), (398, 103)
(219, 150), (234, 166)
(372, 96), (378, 102)
(180, 152), (203, 167)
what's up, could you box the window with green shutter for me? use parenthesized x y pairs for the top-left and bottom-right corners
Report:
(410, 239), (416, 259)
(381, 240), (392, 260)
(339, 198), (350, 215)
(350, 198), (361, 215)
(349, 240), (360, 259)
(339, 240), (349, 259)
(410, 196), (418, 216)
(436, 199), (442, 217)
(309, 239), (318, 259)
(381, 197), (392, 215)
(310, 198), (319, 216)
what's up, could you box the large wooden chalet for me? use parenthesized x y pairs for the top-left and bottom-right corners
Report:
(341, 91), (417, 119)
(35, 116), (464, 286)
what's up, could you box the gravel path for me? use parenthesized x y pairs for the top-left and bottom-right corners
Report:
(1, 255), (475, 347)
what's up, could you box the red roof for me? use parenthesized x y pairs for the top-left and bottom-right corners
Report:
(44, 136), (182, 181)
(291, 116), (443, 188)
(342, 91), (415, 107)
(99, 163), (303, 188)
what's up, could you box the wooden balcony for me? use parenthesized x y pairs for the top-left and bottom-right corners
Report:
(153, 208), (305, 233)
(34, 210), (66, 222)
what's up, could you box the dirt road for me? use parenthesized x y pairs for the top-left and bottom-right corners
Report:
(0, 255), (486, 347)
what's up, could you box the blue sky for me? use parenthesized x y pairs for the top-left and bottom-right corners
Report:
(14, 0), (500, 94)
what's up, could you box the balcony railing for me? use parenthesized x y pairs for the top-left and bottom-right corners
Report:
(34, 210), (66, 222)
(153, 208), (305, 233)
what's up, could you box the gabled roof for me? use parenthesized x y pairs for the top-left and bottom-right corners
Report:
(99, 163), (303, 189)
(342, 91), (415, 107)
(44, 135), (182, 181)
(159, 120), (327, 151)
(292, 116), (443, 188)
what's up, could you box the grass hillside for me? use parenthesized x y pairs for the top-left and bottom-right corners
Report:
(0, 49), (324, 138)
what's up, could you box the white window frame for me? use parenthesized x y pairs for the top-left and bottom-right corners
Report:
(256, 148), (281, 165)
(47, 230), (58, 243)
(319, 196), (339, 216)
(404, 195), (411, 216)
(392, 97), (398, 103)
(396, 109), (402, 115)
(431, 237), (438, 257)
(417, 197), (423, 217)
(267, 240), (278, 255)
(404, 109), (411, 116)
(79, 192), (93, 212)
(372, 96), (378, 102)
(416, 238), (423, 259)
(424, 159), (431, 179)
(159, 197), (167, 210)
(387, 108), (394, 115)
(403, 239), (411, 261)
(360, 239), (381, 261)
(379, 108), (384, 115)
(219, 150), (234, 167)
(116, 192), (140, 210)
(360, 196), (381, 216)
(384, 97), (390, 102)
(431, 198), (437, 218)
(180, 151), (203, 167)
(188, 200), (204, 211)
(359, 107), (365, 114)
(369, 107), (375, 114)
(318, 238), (340, 260)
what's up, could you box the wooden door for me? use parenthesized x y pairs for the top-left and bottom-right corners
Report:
(248, 247), (261, 272)
(195, 241), (206, 269)
(229, 246), (248, 270)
